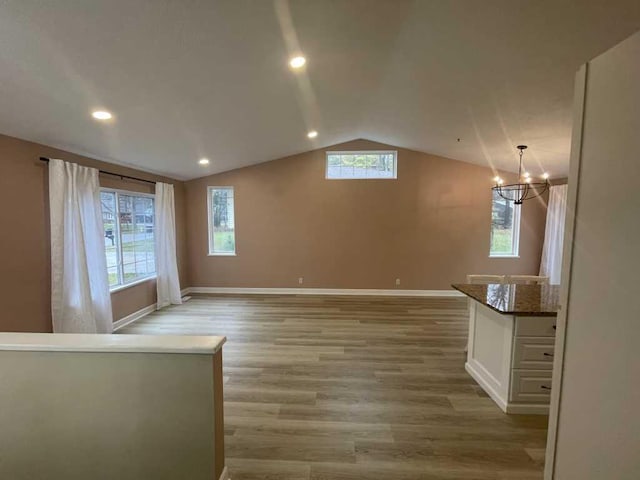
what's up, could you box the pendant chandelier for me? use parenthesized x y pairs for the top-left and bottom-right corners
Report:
(492, 145), (549, 204)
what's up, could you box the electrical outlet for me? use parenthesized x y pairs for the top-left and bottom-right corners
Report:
(298, 277), (304, 285)
(395, 278), (401, 286)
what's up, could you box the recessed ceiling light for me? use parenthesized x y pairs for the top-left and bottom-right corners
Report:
(91, 110), (112, 120)
(307, 130), (318, 139)
(289, 56), (306, 69)
(199, 158), (210, 165)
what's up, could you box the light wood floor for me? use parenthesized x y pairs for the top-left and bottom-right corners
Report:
(119, 294), (548, 479)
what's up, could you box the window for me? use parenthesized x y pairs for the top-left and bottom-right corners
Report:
(100, 190), (156, 289)
(326, 151), (397, 179)
(490, 190), (521, 257)
(208, 187), (236, 255)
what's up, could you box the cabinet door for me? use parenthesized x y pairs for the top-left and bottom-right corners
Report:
(510, 370), (552, 403)
(512, 337), (555, 370)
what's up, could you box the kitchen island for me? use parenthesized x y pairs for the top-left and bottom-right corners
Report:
(452, 283), (560, 414)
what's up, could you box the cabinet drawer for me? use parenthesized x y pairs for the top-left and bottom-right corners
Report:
(510, 370), (552, 403)
(513, 337), (555, 370)
(515, 316), (557, 337)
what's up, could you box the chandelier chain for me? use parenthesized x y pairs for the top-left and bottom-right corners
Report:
(518, 148), (523, 179)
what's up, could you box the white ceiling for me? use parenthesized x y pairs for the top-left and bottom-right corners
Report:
(1, 0), (639, 180)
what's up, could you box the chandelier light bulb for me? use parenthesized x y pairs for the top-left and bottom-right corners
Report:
(542, 172), (550, 180)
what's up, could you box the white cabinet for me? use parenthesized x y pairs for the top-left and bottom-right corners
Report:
(465, 301), (557, 414)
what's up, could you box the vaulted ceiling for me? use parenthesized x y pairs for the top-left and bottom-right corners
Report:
(1, 0), (639, 180)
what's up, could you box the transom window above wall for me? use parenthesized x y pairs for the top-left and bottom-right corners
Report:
(326, 151), (397, 179)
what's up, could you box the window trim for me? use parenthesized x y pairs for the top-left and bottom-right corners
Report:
(100, 188), (157, 291)
(207, 186), (237, 256)
(325, 150), (398, 180)
(489, 196), (521, 258)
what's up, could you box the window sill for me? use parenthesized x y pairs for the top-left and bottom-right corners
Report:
(110, 275), (156, 294)
(208, 253), (237, 257)
(489, 255), (520, 259)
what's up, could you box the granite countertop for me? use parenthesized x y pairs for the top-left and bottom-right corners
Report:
(451, 283), (560, 317)
(0, 333), (226, 354)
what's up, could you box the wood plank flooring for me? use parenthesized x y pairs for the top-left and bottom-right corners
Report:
(118, 294), (548, 479)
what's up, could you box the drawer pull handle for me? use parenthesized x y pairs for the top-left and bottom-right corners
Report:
(543, 352), (554, 357)
(540, 385), (551, 390)
(552, 325), (556, 330)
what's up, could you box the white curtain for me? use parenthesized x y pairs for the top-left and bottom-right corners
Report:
(155, 182), (182, 309)
(540, 184), (568, 284)
(49, 159), (113, 333)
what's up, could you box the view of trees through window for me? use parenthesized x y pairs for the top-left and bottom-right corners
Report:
(101, 190), (156, 288)
(208, 187), (235, 254)
(490, 191), (520, 256)
(326, 151), (397, 179)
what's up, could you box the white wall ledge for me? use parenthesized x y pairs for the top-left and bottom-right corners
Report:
(0, 333), (226, 355)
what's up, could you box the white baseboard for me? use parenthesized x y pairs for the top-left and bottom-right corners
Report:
(112, 287), (192, 332)
(185, 287), (464, 297)
(113, 304), (156, 331)
(218, 466), (229, 480)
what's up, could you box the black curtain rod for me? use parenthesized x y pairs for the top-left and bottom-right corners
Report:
(39, 157), (156, 185)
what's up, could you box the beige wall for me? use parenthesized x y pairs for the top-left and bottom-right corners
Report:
(185, 139), (548, 290)
(0, 133), (548, 332)
(0, 133), (188, 332)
